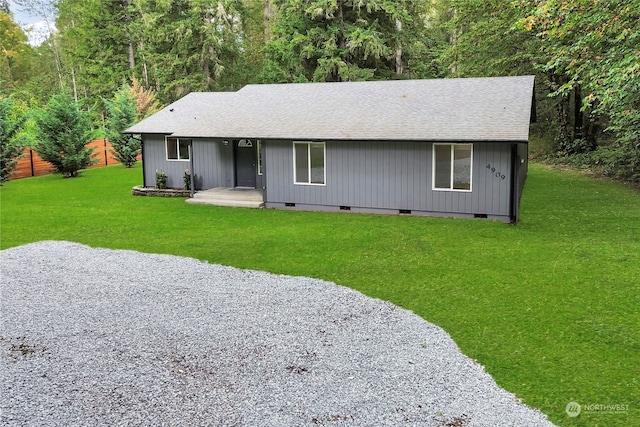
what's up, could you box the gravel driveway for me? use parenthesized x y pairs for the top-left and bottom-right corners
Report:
(1, 241), (555, 426)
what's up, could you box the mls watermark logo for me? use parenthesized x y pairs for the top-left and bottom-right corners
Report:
(566, 402), (581, 417)
(566, 401), (630, 417)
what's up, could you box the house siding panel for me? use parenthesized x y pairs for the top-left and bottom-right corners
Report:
(264, 140), (513, 218)
(192, 138), (234, 189)
(142, 135), (190, 189)
(517, 142), (528, 196)
(142, 135), (234, 189)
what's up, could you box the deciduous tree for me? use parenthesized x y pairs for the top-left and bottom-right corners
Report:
(521, 0), (640, 180)
(0, 10), (36, 91)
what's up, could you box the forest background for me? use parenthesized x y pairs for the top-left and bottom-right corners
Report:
(1, 0), (639, 183)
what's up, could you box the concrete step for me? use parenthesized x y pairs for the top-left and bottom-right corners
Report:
(185, 198), (264, 208)
(193, 188), (263, 202)
(186, 187), (264, 208)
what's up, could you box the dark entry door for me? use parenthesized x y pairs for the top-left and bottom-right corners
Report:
(235, 139), (257, 187)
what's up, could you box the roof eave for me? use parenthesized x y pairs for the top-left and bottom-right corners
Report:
(167, 135), (530, 143)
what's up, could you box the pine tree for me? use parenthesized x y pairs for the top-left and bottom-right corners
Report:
(104, 84), (140, 167)
(0, 97), (27, 183)
(34, 93), (97, 177)
(262, 0), (436, 83)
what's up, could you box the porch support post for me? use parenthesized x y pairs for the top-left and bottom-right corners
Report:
(189, 140), (195, 198)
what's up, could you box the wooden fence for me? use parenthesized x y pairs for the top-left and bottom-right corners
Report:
(10, 139), (130, 180)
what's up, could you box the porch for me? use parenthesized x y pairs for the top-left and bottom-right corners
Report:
(185, 187), (264, 208)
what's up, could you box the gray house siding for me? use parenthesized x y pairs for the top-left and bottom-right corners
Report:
(264, 140), (513, 219)
(516, 142), (528, 197)
(511, 142), (529, 222)
(142, 135), (186, 189)
(142, 135), (234, 189)
(193, 139), (234, 189)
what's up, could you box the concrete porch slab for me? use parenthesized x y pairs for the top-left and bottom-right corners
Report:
(185, 187), (264, 208)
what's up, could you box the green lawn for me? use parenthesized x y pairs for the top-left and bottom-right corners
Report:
(1, 163), (638, 426)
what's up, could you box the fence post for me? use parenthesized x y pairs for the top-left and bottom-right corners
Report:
(29, 149), (35, 177)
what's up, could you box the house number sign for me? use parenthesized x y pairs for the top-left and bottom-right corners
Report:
(486, 164), (506, 180)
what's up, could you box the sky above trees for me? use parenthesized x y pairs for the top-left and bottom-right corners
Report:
(6, 0), (55, 45)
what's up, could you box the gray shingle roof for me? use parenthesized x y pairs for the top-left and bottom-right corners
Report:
(126, 76), (535, 142)
(125, 92), (237, 135)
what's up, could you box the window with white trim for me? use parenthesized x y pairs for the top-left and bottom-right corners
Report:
(294, 141), (325, 185)
(166, 137), (191, 161)
(433, 143), (472, 191)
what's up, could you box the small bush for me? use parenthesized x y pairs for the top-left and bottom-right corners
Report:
(592, 144), (640, 183)
(155, 170), (167, 189)
(183, 169), (191, 190)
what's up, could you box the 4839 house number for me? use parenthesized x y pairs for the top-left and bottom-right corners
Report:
(486, 164), (506, 180)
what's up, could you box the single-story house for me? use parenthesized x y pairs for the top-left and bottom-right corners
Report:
(125, 75), (535, 223)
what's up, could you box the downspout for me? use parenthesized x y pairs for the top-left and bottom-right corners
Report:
(509, 143), (518, 224)
(131, 134), (145, 187)
(189, 140), (195, 198)
(29, 149), (35, 177)
(262, 141), (267, 205)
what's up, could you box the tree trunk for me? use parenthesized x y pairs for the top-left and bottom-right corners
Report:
(449, 7), (458, 74)
(201, 8), (214, 87)
(336, 0), (346, 82)
(128, 42), (135, 69)
(264, 0), (271, 43)
(51, 38), (64, 90)
(583, 105), (600, 151)
(123, 1), (135, 69)
(551, 73), (571, 151)
(71, 65), (78, 101)
(142, 59), (149, 87)
(573, 84), (583, 141)
(337, 0), (346, 50)
(3, 52), (12, 83)
(395, 19), (403, 75)
(138, 42), (149, 87)
(557, 95), (571, 149)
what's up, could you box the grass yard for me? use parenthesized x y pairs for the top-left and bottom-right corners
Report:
(1, 163), (638, 426)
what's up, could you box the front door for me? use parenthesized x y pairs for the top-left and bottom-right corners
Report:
(235, 139), (257, 188)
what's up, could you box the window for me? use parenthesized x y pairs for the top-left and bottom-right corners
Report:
(433, 143), (472, 191)
(294, 142), (325, 185)
(166, 137), (191, 161)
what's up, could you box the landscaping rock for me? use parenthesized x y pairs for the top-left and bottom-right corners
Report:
(0, 241), (556, 427)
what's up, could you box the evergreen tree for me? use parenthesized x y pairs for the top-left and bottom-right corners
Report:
(437, 0), (536, 77)
(56, 0), (137, 101)
(133, 0), (246, 101)
(34, 93), (97, 177)
(262, 0), (437, 83)
(104, 83), (140, 167)
(0, 97), (27, 183)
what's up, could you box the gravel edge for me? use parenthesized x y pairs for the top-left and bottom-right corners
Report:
(0, 241), (556, 427)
